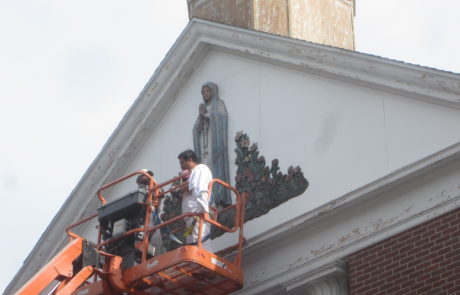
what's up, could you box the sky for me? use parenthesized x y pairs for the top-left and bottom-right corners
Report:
(1, 0), (460, 292)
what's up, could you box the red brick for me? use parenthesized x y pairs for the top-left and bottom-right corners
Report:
(385, 249), (400, 260)
(434, 237), (451, 247)
(425, 287), (443, 295)
(385, 261), (400, 270)
(415, 260), (430, 270)
(446, 262), (460, 272)
(412, 226), (428, 237)
(397, 232), (413, 243)
(348, 207), (460, 295)
(378, 282), (394, 291)
(359, 261), (370, 270)
(431, 279), (447, 289)
(382, 238), (399, 249)
(392, 264), (407, 273)
(444, 236), (459, 247)
(386, 272), (401, 282)
(399, 255), (414, 265)
(420, 228), (436, 238)
(430, 232), (442, 241)
(435, 223), (449, 232)
(377, 247), (392, 257)
(437, 247), (451, 256)
(431, 255), (446, 264)
(445, 248), (460, 260)
(399, 266), (416, 277)
(350, 249), (370, 260)
(441, 214), (457, 224)
(407, 257), (424, 268)
(415, 272), (430, 283)
(409, 269), (424, 280)
(441, 226), (458, 236)
(415, 248), (431, 258)
(355, 285), (369, 294)
(399, 244), (414, 253)
(416, 284), (432, 293)
(399, 286), (413, 295)
(385, 285), (401, 294)
(442, 282), (454, 291)
(425, 275), (441, 284)
(404, 234), (422, 244)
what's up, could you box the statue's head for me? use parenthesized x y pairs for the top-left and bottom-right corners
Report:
(201, 82), (218, 105)
(201, 86), (212, 104)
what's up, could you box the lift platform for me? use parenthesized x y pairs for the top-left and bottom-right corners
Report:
(15, 170), (246, 295)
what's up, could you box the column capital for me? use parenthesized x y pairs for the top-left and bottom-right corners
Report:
(304, 276), (348, 295)
(282, 260), (348, 294)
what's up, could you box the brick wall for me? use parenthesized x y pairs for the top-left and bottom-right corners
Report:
(348, 207), (460, 295)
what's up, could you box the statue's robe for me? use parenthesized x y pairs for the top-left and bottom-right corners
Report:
(193, 82), (231, 207)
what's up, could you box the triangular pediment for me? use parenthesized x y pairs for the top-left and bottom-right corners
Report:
(8, 18), (460, 293)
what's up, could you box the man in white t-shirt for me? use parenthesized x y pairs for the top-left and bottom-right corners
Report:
(178, 149), (212, 251)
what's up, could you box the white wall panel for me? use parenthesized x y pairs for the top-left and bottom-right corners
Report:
(94, 50), (460, 246)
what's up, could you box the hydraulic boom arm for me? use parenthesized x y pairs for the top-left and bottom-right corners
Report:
(15, 237), (94, 295)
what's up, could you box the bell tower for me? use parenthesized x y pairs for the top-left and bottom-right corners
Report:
(187, 0), (355, 50)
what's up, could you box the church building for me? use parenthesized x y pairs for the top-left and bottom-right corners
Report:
(6, 0), (460, 294)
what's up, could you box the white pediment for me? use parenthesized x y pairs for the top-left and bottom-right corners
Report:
(126, 48), (460, 243)
(8, 18), (460, 293)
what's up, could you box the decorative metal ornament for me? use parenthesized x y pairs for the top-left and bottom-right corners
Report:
(234, 132), (309, 221)
(211, 132), (309, 238)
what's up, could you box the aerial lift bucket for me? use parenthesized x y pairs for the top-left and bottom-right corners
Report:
(16, 170), (246, 295)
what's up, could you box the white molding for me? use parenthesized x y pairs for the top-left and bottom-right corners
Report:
(234, 142), (460, 294)
(246, 141), (460, 251)
(187, 20), (460, 109)
(237, 195), (460, 295)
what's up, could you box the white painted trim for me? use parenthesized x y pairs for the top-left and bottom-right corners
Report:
(235, 142), (460, 294)
(186, 19), (460, 109)
(247, 141), (460, 251)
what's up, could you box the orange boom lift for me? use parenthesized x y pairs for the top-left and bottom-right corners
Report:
(16, 170), (246, 295)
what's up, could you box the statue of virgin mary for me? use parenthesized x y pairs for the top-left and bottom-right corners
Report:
(193, 82), (231, 207)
